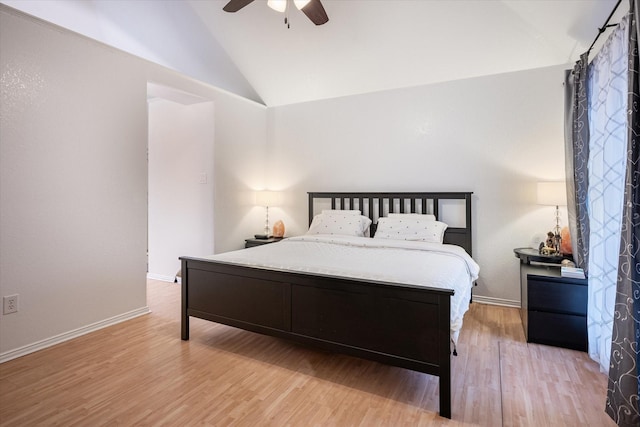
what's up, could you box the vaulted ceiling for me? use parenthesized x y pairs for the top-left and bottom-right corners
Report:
(4, 0), (622, 106)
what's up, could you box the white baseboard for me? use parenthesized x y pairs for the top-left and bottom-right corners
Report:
(472, 295), (520, 308)
(147, 272), (178, 283)
(0, 306), (150, 364)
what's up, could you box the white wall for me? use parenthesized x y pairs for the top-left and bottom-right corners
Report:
(0, 5), (267, 360)
(266, 66), (568, 305)
(148, 98), (215, 281)
(0, 5), (148, 355)
(211, 92), (272, 252)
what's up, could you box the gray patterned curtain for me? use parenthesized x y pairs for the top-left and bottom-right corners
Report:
(564, 54), (590, 273)
(605, 1), (640, 425)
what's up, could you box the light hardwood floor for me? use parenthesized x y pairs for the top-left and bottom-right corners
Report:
(0, 279), (614, 426)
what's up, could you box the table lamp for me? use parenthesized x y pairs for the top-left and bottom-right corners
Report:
(537, 181), (567, 255)
(255, 191), (282, 239)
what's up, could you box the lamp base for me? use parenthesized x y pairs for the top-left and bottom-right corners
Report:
(254, 234), (271, 240)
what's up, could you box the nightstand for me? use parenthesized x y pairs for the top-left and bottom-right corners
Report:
(514, 248), (587, 351)
(513, 247), (564, 265)
(244, 237), (283, 248)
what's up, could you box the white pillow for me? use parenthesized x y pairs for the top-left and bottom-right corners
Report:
(387, 213), (436, 221)
(374, 217), (447, 243)
(322, 209), (361, 215)
(307, 213), (372, 237)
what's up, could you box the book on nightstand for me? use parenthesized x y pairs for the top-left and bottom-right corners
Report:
(561, 266), (586, 279)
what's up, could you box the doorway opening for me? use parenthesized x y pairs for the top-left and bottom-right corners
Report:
(146, 82), (215, 282)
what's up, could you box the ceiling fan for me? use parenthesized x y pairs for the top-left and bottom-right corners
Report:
(223, 0), (329, 26)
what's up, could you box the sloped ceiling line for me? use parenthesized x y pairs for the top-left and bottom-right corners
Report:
(2, 0), (622, 106)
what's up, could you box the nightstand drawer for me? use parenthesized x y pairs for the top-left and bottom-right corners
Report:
(517, 255), (588, 352)
(528, 277), (587, 316)
(528, 311), (587, 351)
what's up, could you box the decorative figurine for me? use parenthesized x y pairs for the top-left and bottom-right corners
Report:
(545, 231), (555, 249)
(539, 231), (561, 256)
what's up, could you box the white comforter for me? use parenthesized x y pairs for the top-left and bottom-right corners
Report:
(206, 235), (480, 343)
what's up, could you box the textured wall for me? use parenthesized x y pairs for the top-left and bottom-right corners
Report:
(0, 5), (268, 358)
(0, 6), (148, 353)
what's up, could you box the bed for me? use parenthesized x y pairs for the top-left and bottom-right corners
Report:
(180, 191), (477, 419)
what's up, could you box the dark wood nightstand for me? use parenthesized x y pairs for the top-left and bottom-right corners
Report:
(245, 237), (283, 248)
(513, 247), (564, 265)
(515, 248), (587, 351)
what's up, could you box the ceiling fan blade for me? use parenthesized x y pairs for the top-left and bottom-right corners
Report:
(223, 0), (255, 13)
(300, 0), (329, 25)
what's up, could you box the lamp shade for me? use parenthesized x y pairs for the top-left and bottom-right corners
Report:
(537, 182), (567, 206)
(294, 0), (311, 9)
(255, 191), (282, 207)
(267, 0), (287, 12)
(268, 0), (310, 12)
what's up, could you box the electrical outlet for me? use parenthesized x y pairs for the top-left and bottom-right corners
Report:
(3, 294), (18, 315)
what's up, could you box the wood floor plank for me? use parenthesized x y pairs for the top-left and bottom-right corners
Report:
(0, 279), (613, 426)
(499, 340), (612, 426)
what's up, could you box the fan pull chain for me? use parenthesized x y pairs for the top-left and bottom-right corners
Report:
(285, 0), (290, 28)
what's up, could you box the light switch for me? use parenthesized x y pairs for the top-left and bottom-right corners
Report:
(199, 173), (207, 184)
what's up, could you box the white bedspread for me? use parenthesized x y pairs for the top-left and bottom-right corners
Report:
(205, 235), (480, 343)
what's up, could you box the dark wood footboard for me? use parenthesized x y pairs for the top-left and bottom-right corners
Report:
(180, 256), (454, 418)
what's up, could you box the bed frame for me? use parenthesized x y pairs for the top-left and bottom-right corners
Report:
(181, 191), (473, 419)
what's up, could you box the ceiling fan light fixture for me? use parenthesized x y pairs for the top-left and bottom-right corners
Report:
(223, 0), (328, 26)
(267, 0), (287, 13)
(294, 0), (311, 10)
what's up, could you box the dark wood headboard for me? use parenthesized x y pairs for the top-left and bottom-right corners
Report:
(308, 192), (473, 256)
